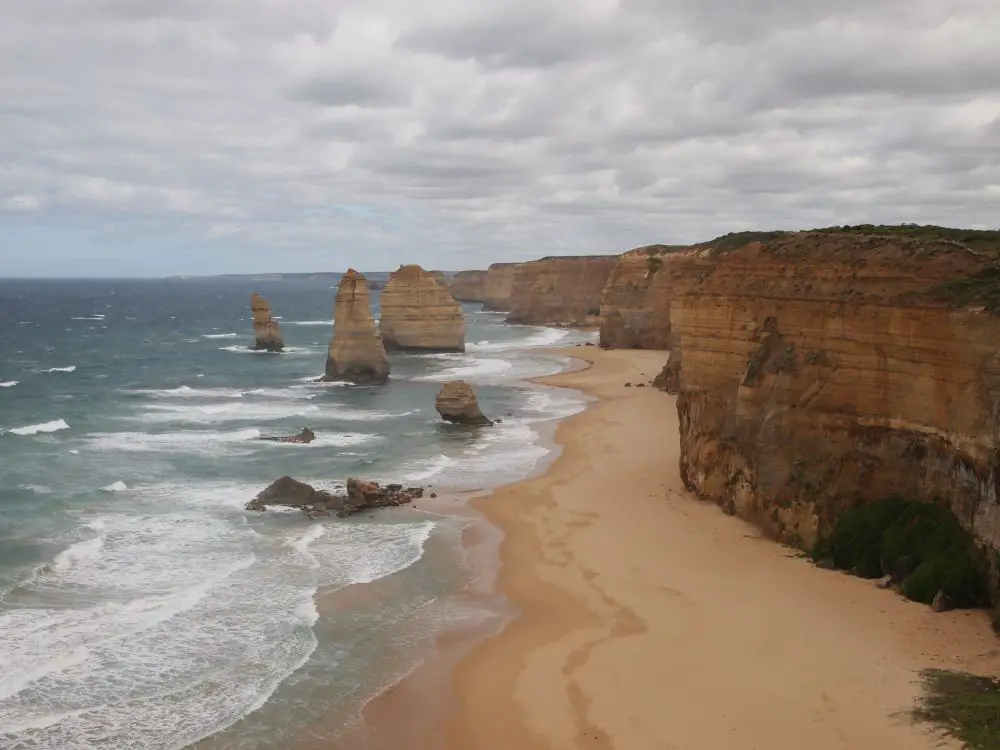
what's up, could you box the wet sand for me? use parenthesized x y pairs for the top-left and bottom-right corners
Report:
(440, 347), (1000, 750)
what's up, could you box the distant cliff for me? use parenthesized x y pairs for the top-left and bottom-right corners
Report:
(506, 256), (618, 326)
(449, 263), (518, 310)
(670, 226), (1000, 562)
(379, 265), (465, 352)
(450, 270), (488, 302)
(598, 244), (709, 349)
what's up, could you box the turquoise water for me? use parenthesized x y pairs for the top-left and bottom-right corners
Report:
(0, 278), (592, 749)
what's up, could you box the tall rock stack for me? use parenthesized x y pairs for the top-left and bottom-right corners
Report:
(378, 265), (466, 352)
(250, 293), (284, 352)
(322, 269), (390, 384)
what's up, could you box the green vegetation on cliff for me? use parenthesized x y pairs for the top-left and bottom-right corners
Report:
(812, 499), (988, 608)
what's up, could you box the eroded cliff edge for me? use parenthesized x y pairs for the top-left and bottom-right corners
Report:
(449, 263), (518, 310)
(507, 256), (617, 326)
(670, 226), (1000, 564)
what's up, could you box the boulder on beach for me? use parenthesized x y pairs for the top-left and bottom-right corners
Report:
(258, 427), (315, 444)
(250, 293), (284, 352)
(322, 269), (390, 384)
(246, 476), (423, 517)
(435, 380), (492, 426)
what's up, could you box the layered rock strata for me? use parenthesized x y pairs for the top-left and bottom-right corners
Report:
(598, 245), (712, 349)
(671, 227), (1000, 570)
(323, 269), (390, 384)
(378, 265), (465, 352)
(250, 293), (284, 351)
(480, 263), (517, 310)
(506, 256), (618, 325)
(435, 380), (492, 425)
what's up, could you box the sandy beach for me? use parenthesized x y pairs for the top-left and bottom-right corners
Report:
(439, 347), (1000, 750)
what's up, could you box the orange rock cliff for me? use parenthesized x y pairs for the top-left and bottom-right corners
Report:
(378, 265), (465, 352)
(323, 269), (390, 384)
(506, 255), (618, 325)
(449, 263), (518, 311)
(660, 227), (1000, 563)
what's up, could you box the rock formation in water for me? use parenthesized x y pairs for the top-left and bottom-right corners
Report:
(323, 269), (390, 384)
(669, 226), (1000, 570)
(246, 476), (424, 517)
(250, 293), (284, 352)
(378, 265), (465, 352)
(435, 380), (492, 425)
(506, 256), (618, 325)
(257, 428), (315, 444)
(428, 270), (449, 288)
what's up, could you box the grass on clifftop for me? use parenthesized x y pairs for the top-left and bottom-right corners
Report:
(912, 670), (1000, 750)
(931, 266), (1000, 313)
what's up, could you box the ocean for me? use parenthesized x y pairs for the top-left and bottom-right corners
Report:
(0, 278), (592, 749)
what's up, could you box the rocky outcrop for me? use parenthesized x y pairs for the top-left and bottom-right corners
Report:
(246, 476), (424, 517)
(506, 256), (618, 325)
(428, 270), (449, 288)
(652, 356), (680, 394)
(435, 380), (492, 425)
(449, 270), (488, 302)
(671, 226), (1000, 571)
(250, 293), (283, 352)
(258, 428), (315, 444)
(378, 265), (465, 352)
(323, 269), (390, 384)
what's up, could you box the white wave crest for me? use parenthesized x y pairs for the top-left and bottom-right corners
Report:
(413, 356), (512, 383)
(41, 366), (76, 374)
(218, 345), (309, 355)
(201, 333), (240, 339)
(0, 380), (18, 388)
(101, 481), (129, 493)
(4, 419), (70, 436)
(402, 454), (455, 482)
(87, 427), (263, 453)
(284, 320), (333, 326)
(52, 535), (105, 573)
(466, 327), (571, 352)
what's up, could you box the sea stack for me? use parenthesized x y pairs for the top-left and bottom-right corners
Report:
(435, 380), (492, 426)
(322, 269), (390, 384)
(378, 264), (466, 352)
(250, 293), (283, 352)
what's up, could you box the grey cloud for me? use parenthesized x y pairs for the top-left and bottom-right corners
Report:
(0, 0), (998, 276)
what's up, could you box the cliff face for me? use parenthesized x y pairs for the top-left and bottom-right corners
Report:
(506, 256), (618, 325)
(323, 269), (390, 384)
(378, 265), (465, 352)
(671, 227), (1000, 561)
(598, 245), (715, 349)
(481, 263), (517, 311)
(449, 270), (488, 302)
(250, 293), (283, 352)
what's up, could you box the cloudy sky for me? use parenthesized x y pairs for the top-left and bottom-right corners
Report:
(1, 0), (998, 276)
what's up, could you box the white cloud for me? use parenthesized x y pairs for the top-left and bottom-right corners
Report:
(0, 0), (997, 274)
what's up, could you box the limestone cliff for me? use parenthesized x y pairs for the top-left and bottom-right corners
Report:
(428, 270), (449, 288)
(598, 245), (715, 349)
(435, 380), (492, 425)
(481, 263), (517, 311)
(378, 265), (465, 352)
(250, 293), (283, 352)
(671, 226), (1000, 564)
(449, 270), (488, 302)
(506, 256), (618, 326)
(323, 269), (390, 384)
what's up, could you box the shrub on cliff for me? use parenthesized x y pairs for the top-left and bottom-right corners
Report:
(814, 498), (988, 608)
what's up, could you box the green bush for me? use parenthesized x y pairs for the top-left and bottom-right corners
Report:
(814, 498), (988, 608)
(903, 557), (987, 607)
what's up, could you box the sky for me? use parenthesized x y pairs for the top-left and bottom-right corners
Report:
(0, 0), (998, 277)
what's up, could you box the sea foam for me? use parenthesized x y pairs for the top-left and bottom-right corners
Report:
(4, 419), (70, 436)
